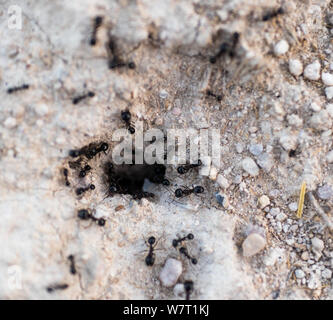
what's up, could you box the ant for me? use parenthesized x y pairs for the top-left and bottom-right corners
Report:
(262, 7), (284, 21)
(107, 37), (136, 70)
(206, 89), (223, 102)
(79, 164), (91, 178)
(7, 84), (29, 94)
(209, 32), (240, 63)
(179, 247), (197, 265)
(121, 110), (135, 134)
(67, 255), (77, 275)
(145, 236), (157, 266)
(177, 160), (202, 174)
(69, 142), (108, 159)
(174, 186), (204, 198)
(75, 184), (95, 196)
(72, 91), (95, 104)
(77, 209), (106, 226)
(63, 168), (70, 186)
(184, 280), (194, 300)
(46, 283), (69, 293)
(90, 16), (103, 46)
(172, 233), (194, 248)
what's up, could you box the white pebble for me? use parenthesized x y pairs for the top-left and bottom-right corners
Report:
(288, 202), (298, 212)
(216, 174), (230, 189)
(322, 72), (333, 86)
(287, 114), (303, 127)
(289, 59), (303, 76)
(274, 40), (289, 56)
(304, 60), (321, 81)
(321, 268), (332, 279)
(159, 258), (182, 287)
(241, 157), (259, 176)
(311, 237), (324, 253)
(310, 110), (332, 131)
(295, 269), (305, 279)
(242, 233), (266, 257)
(4, 117), (17, 128)
(310, 102), (321, 112)
(34, 103), (49, 116)
(325, 86), (333, 100)
(276, 212), (287, 222)
(258, 195), (270, 209)
(209, 166), (218, 181)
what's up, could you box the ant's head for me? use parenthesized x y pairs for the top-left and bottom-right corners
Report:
(187, 233), (194, 240)
(77, 209), (90, 220)
(98, 218), (106, 226)
(121, 110), (131, 122)
(191, 258), (198, 265)
(177, 166), (187, 174)
(69, 149), (80, 158)
(194, 186), (204, 194)
(101, 142), (109, 152)
(175, 188), (183, 198)
(148, 236), (156, 245)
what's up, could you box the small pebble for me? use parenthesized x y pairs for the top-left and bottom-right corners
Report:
(159, 90), (168, 99)
(304, 60), (321, 81)
(310, 102), (321, 112)
(241, 157), (259, 176)
(216, 174), (230, 189)
(249, 143), (263, 156)
(215, 193), (229, 208)
(256, 153), (274, 172)
(289, 59), (303, 76)
(287, 114), (303, 127)
(288, 202), (298, 212)
(209, 166), (218, 181)
(4, 117), (17, 129)
(295, 269), (305, 279)
(310, 110), (332, 131)
(274, 40), (289, 56)
(235, 143), (244, 153)
(321, 268), (332, 279)
(322, 72), (333, 86)
(311, 237), (324, 255)
(325, 86), (333, 100)
(317, 184), (333, 200)
(301, 251), (309, 261)
(159, 258), (182, 287)
(276, 212), (287, 221)
(258, 195), (270, 209)
(242, 233), (266, 257)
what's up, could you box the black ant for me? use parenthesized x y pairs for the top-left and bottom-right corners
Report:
(145, 236), (156, 266)
(90, 16), (103, 46)
(107, 37), (136, 70)
(121, 110), (135, 134)
(75, 184), (95, 196)
(174, 186), (204, 198)
(69, 142), (108, 159)
(262, 7), (284, 21)
(177, 160), (202, 174)
(179, 247), (197, 265)
(79, 164), (91, 178)
(209, 32), (240, 63)
(172, 233), (194, 248)
(184, 280), (194, 300)
(206, 89), (223, 102)
(63, 168), (70, 186)
(46, 283), (69, 293)
(7, 84), (29, 94)
(67, 255), (77, 275)
(72, 91), (95, 104)
(77, 209), (106, 226)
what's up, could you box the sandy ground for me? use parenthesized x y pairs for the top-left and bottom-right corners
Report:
(0, 0), (333, 300)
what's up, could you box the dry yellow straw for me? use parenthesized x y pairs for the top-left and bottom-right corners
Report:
(297, 181), (306, 219)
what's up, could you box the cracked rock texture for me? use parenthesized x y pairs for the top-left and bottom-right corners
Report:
(1, 0), (333, 300)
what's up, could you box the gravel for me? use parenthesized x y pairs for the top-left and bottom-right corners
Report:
(242, 233), (266, 257)
(159, 258), (183, 287)
(322, 72), (333, 86)
(304, 60), (321, 81)
(289, 59), (303, 76)
(274, 40), (289, 56)
(317, 184), (333, 200)
(241, 157), (259, 176)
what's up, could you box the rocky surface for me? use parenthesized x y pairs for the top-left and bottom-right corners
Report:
(0, 0), (333, 300)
